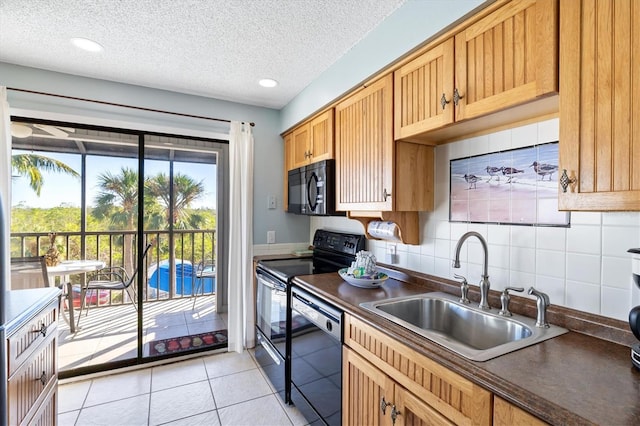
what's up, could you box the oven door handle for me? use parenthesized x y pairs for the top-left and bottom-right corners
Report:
(293, 292), (340, 324)
(257, 334), (281, 366)
(256, 271), (286, 292)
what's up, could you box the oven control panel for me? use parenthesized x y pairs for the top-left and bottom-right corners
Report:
(312, 230), (365, 256)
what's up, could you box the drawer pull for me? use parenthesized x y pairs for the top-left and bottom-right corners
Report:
(440, 93), (450, 110)
(380, 396), (391, 415)
(390, 405), (401, 425)
(33, 323), (48, 337)
(38, 371), (47, 386)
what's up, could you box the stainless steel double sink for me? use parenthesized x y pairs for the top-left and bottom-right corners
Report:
(360, 292), (568, 361)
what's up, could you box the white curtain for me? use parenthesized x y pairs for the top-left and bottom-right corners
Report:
(227, 121), (254, 353)
(0, 87), (12, 292)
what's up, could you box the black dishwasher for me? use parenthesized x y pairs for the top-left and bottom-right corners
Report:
(290, 285), (342, 425)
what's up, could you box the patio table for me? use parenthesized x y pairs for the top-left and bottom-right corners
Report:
(47, 260), (105, 333)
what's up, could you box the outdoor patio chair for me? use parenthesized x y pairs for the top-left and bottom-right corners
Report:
(79, 243), (153, 324)
(192, 259), (216, 310)
(10, 256), (50, 290)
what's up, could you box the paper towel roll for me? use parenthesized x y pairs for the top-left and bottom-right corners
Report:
(367, 221), (402, 242)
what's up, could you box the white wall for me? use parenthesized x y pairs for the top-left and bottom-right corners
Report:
(312, 118), (640, 322)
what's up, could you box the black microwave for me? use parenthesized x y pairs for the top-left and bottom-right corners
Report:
(288, 160), (343, 216)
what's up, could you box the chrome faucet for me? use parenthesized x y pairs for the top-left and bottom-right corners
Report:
(528, 287), (550, 328)
(453, 231), (491, 310)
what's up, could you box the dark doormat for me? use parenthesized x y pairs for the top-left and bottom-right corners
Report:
(148, 329), (228, 356)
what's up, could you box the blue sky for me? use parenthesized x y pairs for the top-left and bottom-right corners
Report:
(11, 150), (217, 209)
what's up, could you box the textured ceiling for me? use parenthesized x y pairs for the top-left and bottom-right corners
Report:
(0, 0), (406, 109)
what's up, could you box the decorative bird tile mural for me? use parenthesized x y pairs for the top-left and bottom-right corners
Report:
(449, 142), (570, 226)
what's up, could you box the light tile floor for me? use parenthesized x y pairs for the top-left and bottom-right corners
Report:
(58, 350), (308, 426)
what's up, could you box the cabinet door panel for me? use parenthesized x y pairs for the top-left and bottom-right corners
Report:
(309, 109), (334, 162)
(291, 123), (310, 169)
(395, 385), (455, 426)
(394, 38), (454, 140)
(336, 74), (393, 211)
(343, 347), (393, 426)
(494, 396), (547, 426)
(559, 0), (640, 210)
(283, 132), (293, 211)
(455, 0), (557, 121)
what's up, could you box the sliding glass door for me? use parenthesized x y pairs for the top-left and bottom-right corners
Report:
(142, 135), (228, 360)
(9, 117), (228, 377)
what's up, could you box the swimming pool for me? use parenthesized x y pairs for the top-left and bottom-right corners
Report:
(147, 260), (216, 296)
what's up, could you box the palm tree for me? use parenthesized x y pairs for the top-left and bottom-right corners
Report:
(92, 167), (140, 274)
(12, 153), (79, 196)
(146, 172), (206, 229)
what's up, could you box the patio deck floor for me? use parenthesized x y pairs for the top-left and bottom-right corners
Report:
(58, 295), (226, 372)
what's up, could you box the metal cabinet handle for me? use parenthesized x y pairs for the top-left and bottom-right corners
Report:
(560, 169), (577, 193)
(383, 188), (392, 201)
(440, 93), (450, 110)
(38, 371), (47, 386)
(380, 396), (391, 415)
(453, 88), (464, 106)
(32, 323), (47, 337)
(391, 405), (401, 425)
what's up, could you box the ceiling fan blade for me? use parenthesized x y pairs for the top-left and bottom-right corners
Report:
(34, 123), (69, 138)
(10, 123), (33, 138)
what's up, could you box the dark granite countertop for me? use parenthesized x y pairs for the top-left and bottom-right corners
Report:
(292, 269), (640, 426)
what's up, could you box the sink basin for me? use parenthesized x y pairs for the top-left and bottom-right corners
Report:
(360, 292), (568, 361)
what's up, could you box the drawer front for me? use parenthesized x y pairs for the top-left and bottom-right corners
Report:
(344, 315), (492, 426)
(28, 386), (57, 426)
(8, 299), (58, 376)
(7, 332), (58, 426)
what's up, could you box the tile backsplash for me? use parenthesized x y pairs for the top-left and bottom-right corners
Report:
(311, 118), (640, 321)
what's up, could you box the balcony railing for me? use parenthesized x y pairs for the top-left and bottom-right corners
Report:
(10, 230), (216, 309)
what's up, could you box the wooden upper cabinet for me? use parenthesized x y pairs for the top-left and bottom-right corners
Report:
(309, 109), (334, 163)
(455, 0), (558, 121)
(558, 0), (640, 210)
(394, 38), (455, 140)
(336, 74), (394, 211)
(291, 122), (311, 169)
(290, 109), (335, 170)
(283, 132), (293, 211)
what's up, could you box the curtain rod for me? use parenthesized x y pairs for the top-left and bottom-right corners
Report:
(7, 87), (255, 127)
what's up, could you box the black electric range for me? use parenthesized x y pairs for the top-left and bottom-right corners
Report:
(254, 229), (365, 416)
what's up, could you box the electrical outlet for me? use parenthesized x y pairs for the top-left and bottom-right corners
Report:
(267, 195), (276, 209)
(267, 230), (276, 244)
(386, 244), (398, 264)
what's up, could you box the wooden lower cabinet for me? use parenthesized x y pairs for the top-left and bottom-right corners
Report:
(343, 314), (492, 426)
(493, 396), (547, 426)
(343, 347), (454, 425)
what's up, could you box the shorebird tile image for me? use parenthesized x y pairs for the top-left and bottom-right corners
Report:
(449, 142), (569, 226)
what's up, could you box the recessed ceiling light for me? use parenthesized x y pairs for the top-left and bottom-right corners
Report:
(70, 37), (104, 52)
(258, 78), (278, 88)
